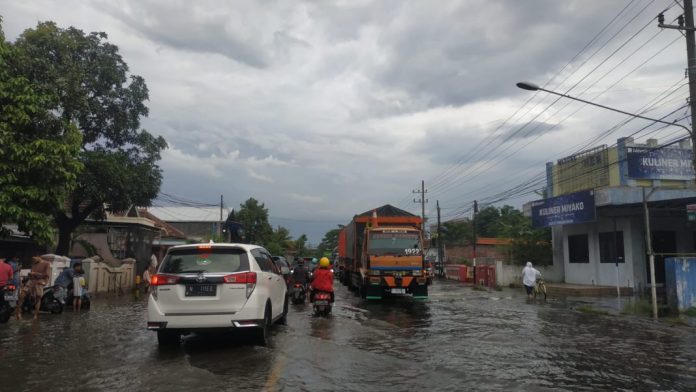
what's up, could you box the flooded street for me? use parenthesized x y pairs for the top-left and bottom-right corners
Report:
(1, 280), (695, 391)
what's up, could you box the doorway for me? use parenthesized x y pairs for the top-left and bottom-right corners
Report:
(649, 230), (676, 285)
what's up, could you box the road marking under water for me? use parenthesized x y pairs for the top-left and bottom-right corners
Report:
(262, 354), (286, 392)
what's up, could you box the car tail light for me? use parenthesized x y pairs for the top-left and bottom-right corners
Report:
(150, 274), (180, 286)
(5, 284), (16, 291)
(223, 272), (257, 298)
(294, 283), (303, 288)
(223, 272), (256, 284)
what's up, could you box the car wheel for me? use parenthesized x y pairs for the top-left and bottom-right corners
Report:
(277, 297), (289, 325)
(256, 305), (271, 346)
(50, 301), (63, 314)
(157, 330), (180, 347)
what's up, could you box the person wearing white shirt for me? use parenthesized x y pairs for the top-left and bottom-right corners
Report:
(522, 261), (541, 299)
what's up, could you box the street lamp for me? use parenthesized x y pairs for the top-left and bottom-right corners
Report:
(516, 82), (692, 136)
(516, 81), (693, 320)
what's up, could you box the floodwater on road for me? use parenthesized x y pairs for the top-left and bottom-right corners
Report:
(1, 280), (695, 391)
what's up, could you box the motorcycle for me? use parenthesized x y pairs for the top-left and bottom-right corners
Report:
(22, 285), (63, 315)
(291, 283), (306, 304)
(0, 284), (18, 323)
(312, 291), (332, 317)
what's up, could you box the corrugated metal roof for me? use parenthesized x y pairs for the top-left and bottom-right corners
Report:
(147, 207), (230, 222)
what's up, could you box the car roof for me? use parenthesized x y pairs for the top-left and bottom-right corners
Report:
(167, 243), (263, 252)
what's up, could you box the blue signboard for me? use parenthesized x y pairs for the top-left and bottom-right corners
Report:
(531, 190), (596, 228)
(627, 148), (694, 180)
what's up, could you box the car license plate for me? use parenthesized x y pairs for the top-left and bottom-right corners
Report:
(185, 284), (217, 297)
(391, 288), (405, 294)
(315, 300), (328, 305)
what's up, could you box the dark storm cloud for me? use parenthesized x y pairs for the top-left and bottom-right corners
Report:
(372, 1), (621, 108)
(102, 2), (273, 68)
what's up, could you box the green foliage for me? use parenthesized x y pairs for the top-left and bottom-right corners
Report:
(315, 226), (343, 258)
(265, 226), (293, 255)
(0, 21), (83, 245)
(8, 21), (166, 253)
(237, 198), (273, 245)
(685, 307), (696, 317)
(440, 220), (473, 246)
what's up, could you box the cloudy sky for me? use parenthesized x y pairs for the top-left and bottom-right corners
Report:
(1, 0), (690, 243)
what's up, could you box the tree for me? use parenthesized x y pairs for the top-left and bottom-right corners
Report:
(315, 226), (343, 257)
(10, 22), (166, 255)
(440, 220), (473, 246)
(509, 225), (552, 266)
(475, 206), (501, 237)
(265, 226), (292, 255)
(237, 198), (273, 245)
(0, 19), (83, 245)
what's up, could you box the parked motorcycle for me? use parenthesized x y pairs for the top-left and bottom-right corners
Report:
(312, 291), (332, 317)
(291, 283), (306, 304)
(21, 285), (63, 315)
(0, 284), (18, 323)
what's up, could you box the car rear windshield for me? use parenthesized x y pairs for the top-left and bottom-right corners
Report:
(160, 248), (250, 274)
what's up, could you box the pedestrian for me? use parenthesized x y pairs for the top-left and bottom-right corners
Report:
(15, 256), (51, 320)
(54, 262), (84, 306)
(522, 261), (541, 300)
(142, 267), (151, 293)
(73, 266), (86, 312)
(7, 255), (21, 288)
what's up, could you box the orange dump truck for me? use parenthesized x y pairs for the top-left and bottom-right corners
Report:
(338, 205), (428, 299)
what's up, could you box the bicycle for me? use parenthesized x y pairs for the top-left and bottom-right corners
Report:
(534, 278), (547, 300)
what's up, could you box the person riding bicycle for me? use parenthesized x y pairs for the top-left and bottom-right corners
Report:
(291, 259), (310, 291)
(310, 257), (334, 303)
(522, 261), (541, 299)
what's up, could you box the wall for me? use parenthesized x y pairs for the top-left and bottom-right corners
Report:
(82, 258), (135, 294)
(447, 244), (511, 264)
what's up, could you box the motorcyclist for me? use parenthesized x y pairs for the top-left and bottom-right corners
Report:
(54, 262), (83, 305)
(291, 259), (310, 290)
(310, 257), (334, 303)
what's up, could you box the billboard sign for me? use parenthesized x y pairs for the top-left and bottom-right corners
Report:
(627, 148), (694, 180)
(531, 190), (596, 228)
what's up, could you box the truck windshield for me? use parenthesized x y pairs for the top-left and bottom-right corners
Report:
(368, 232), (421, 256)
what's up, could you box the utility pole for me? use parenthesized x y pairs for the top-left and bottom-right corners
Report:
(437, 200), (444, 277)
(413, 180), (428, 232)
(472, 200), (478, 285)
(219, 194), (224, 239)
(643, 188), (658, 320)
(658, 1), (696, 170)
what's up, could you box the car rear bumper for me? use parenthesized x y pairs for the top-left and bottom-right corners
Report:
(147, 295), (265, 330)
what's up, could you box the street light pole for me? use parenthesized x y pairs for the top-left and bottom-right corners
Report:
(516, 82), (692, 137)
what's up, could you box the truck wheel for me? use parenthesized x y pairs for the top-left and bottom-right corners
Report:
(360, 284), (367, 299)
(412, 283), (428, 298)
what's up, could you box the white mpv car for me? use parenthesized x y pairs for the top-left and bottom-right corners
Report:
(147, 243), (289, 346)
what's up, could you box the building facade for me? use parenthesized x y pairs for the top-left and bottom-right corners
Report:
(525, 137), (696, 292)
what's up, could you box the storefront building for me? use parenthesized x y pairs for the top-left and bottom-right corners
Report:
(524, 137), (696, 292)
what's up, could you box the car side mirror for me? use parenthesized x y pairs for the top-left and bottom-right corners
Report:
(281, 266), (290, 275)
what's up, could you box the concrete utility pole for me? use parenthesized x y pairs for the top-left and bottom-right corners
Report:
(472, 200), (478, 284)
(413, 180), (428, 233)
(219, 194), (224, 239)
(658, 0), (696, 170)
(643, 188), (658, 320)
(437, 200), (444, 277)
